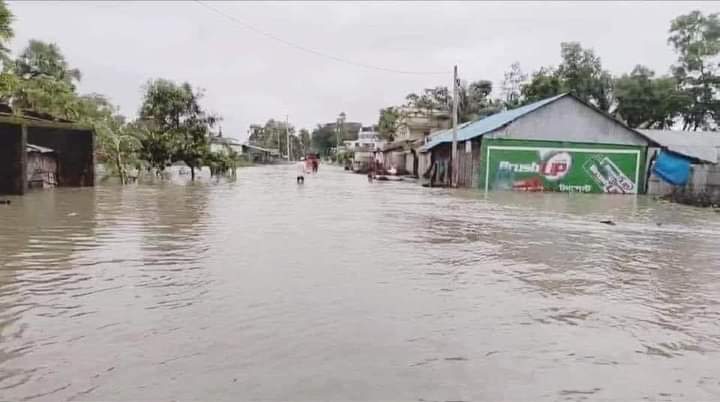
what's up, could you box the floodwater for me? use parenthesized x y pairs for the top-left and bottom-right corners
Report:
(2, 165), (720, 402)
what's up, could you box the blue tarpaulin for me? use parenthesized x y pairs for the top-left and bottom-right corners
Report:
(653, 150), (691, 186)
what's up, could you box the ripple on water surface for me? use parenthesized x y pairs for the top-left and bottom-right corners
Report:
(1, 165), (720, 401)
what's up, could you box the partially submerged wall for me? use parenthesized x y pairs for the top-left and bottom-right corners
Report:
(27, 126), (94, 187)
(0, 117), (94, 195)
(0, 123), (25, 195)
(649, 164), (720, 207)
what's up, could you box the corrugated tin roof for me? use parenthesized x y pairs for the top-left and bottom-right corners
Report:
(243, 143), (279, 155)
(639, 129), (720, 163)
(419, 93), (567, 152)
(26, 143), (55, 154)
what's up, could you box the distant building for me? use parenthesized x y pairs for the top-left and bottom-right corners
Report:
(241, 144), (280, 164)
(377, 107), (451, 177)
(394, 106), (451, 141)
(343, 126), (387, 172)
(210, 135), (243, 155)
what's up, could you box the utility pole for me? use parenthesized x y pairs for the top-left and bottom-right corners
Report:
(451, 65), (459, 187)
(286, 115), (291, 161)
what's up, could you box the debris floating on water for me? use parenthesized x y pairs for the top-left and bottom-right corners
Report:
(599, 220), (616, 226)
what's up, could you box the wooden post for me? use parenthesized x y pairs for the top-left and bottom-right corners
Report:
(451, 65), (459, 187)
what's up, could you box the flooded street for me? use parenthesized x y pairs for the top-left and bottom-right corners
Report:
(2, 165), (720, 401)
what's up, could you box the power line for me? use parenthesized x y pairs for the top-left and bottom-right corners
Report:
(193, 0), (448, 76)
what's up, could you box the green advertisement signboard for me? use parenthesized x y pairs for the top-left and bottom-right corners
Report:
(481, 140), (644, 194)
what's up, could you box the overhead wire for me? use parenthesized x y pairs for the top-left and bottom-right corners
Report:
(192, 0), (449, 76)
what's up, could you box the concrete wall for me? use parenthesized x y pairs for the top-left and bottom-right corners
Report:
(488, 96), (649, 146)
(0, 123), (26, 195)
(27, 126), (94, 187)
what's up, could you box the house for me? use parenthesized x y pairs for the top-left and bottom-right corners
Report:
(420, 93), (656, 193)
(26, 144), (58, 188)
(379, 107), (451, 176)
(344, 126), (386, 172)
(0, 112), (95, 195)
(241, 144), (280, 164)
(394, 106), (451, 141)
(639, 129), (720, 205)
(210, 135), (243, 155)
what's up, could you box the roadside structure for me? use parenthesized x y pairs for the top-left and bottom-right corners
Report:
(381, 106), (451, 176)
(344, 125), (385, 172)
(210, 135), (243, 155)
(420, 93), (656, 193)
(640, 129), (720, 204)
(0, 112), (95, 195)
(242, 144), (280, 164)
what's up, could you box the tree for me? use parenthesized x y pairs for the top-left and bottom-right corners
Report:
(668, 10), (720, 130)
(15, 40), (81, 88)
(5, 41), (81, 119)
(557, 42), (613, 111)
(248, 119), (294, 156)
(311, 123), (336, 156)
(613, 65), (687, 129)
(0, 0), (13, 64)
(74, 94), (141, 184)
(378, 106), (400, 141)
(521, 67), (565, 104)
(139, 79), (218, 180)
(457, 80), (501, 122)
(501, 62), (527, 109)
(298, 128), (311, 156)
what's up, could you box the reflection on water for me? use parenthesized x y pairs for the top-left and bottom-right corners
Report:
(1, 166), (720, 401)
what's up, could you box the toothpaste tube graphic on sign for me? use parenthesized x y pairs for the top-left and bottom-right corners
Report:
(583, 156), (636, 194)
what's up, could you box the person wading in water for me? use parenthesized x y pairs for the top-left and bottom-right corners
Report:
(296, 157), (306, 184)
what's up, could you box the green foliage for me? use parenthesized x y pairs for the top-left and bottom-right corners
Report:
(501, 62), (527, 109)
(248, 119), (294, 155)
(298, 128), (311, 155)
(458, 80), (502, 122)
(311, 123), (336, 156)
(15, 40), (81, 88)
(556, 42), (613, 111)
(206, 150), (238, 177)
(668, 10), (720, 130)
(521, 43), (612, 111)
(139, 79), (218, 179)
(613, 65), (687, 128)
(520, 67), (559, 104)
(0, 0), (13, 63)
(378, 106), (400, 141)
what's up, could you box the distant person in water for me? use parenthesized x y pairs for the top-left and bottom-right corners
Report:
(296, 157), (306, 184)
(311, 157), (318, 174)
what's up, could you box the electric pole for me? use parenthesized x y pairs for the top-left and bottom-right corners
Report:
(451, 65), (459, 187)
(286, 115), (291, 161)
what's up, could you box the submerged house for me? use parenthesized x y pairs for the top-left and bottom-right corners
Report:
(0, 113), (95, 195)
(640, 129), (720, 204)
(420, 93), (657, 193)
(26, 144), (58, 188)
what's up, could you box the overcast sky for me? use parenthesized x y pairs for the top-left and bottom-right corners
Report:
(7, 1), (719, 140)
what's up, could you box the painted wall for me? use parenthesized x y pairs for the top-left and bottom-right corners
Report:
(479, 138), (646, 194)
(488, 96), (649, 146)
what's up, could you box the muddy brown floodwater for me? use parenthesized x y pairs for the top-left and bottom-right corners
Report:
(1, 165), (720, 401)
